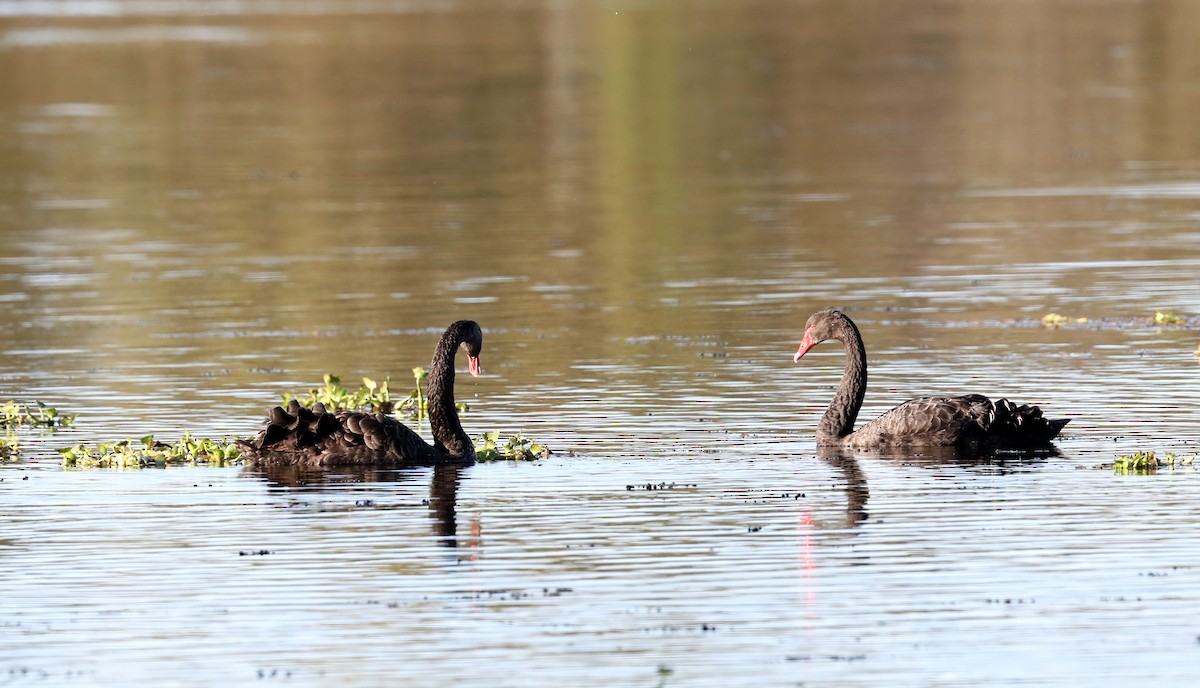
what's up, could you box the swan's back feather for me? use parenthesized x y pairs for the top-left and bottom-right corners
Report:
(236, 405), (472, 468)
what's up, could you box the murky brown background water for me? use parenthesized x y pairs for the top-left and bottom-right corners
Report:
(2, 1), (1199, 685)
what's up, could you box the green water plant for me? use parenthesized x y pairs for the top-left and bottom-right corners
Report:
(397, 367), (428, 427)
(1113, 451), (1158, 474)
(1153, 310), (1185, 326)
(59, 433), (243, 469)
(280, 370), (469, 428)
(1, 400), (76, 428)
(474, 432), (550, 462)
(281, 374), (394, 414)
(1, 433), (18, 462)
(395, 366), (470, 427)
(1111, 451), (1197, 475)
(1040, 313), (1088, 328)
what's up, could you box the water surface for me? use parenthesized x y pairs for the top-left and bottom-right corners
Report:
(2, 1), (1199, 685)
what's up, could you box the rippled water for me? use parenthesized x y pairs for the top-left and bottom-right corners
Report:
(3, 1), (1200, 685)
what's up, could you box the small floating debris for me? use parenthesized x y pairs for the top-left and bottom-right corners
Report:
(1038, 311), (1197, 330)
(625, 481), (698, 491)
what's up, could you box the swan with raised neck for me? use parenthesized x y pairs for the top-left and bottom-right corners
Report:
(794, 309), (1068, 448)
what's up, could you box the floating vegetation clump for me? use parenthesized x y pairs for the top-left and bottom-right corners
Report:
(281, 370), (468, 428)
(59, 433), (243, 469)
(1037, 311), (1200, 330)
(41, 373), (546, 468)
(282, 374), (394, 414)
(1153, 310), (1186, 326)
(1, 400), (76, 428)
(1, 433), (18, 462)
(1109, 451), (1197, 475)
(1112, 451), (1158, 474)
(1, 400), (75, 462)
(474, 432), (550, 462)
(1040, 313), (1088, 328)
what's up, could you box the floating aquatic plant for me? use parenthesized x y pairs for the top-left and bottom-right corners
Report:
(397, 366), (429, 429)
(0, 400), (75, 462)
(282, 374), (394, 414)
(1153, 311), (1185, 326)
(0, 433), (18, 462)
(395, 366), (470, 428)
(59, 433), (243, 469)
(1, 400), (76, 428)
(1040, 313), (1087, 328)
(474, 432), (550, 462)
(1112, 451), (1158, 474)
(1110, 450), (1197, 475)
(281, 370), (468, 429)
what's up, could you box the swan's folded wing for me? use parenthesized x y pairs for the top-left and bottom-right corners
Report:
(853, 395), (987, 446)
(852, 394), (1065, 447)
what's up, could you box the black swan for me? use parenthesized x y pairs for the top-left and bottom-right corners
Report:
(794, 309), (1068, 449)
(237, 320), (483, 468)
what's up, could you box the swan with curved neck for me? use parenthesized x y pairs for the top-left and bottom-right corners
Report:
(238, 320), (483, 467)
(794, 309), (1068, 448)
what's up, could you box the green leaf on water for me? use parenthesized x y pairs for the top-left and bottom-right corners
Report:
(474, 431), (551, 462)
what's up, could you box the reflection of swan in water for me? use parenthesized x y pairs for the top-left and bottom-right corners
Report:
(815, 444), (1062, 528)
(248, 464), (469, 548)
(816, 447), (869, 528)
(426, 465), (464, 544)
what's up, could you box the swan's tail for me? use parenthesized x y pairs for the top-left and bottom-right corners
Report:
(991, 399), (1069, 444)
(237, 400), (337, 462)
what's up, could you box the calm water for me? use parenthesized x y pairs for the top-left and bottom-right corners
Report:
(3, 1), (1200, 685)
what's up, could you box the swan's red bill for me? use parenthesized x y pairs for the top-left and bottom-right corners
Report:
(793, 330), (818, 362)
(468, 355), (482, 377)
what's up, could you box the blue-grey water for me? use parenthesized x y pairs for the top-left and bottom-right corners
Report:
(2, 1), (1199, 685)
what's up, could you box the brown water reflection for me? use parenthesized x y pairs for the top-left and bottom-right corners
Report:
(817, 450), (871, 528)
(3, 1), (1200, 686)
(252, 463), (467, 545)
(817, 444), (1064, 530)
(4, 1), (1200, 356)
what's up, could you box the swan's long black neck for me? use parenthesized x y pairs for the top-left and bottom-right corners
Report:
(426, 322), (474, 460)
(820, 317), (867, 441)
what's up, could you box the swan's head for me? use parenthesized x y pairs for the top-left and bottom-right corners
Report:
(457, 320), (484, 377)
(794, 309), (849, 362)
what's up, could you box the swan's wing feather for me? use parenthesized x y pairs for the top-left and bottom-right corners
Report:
(851, 394), (1066, 447)
(856, 396), (981, 445)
